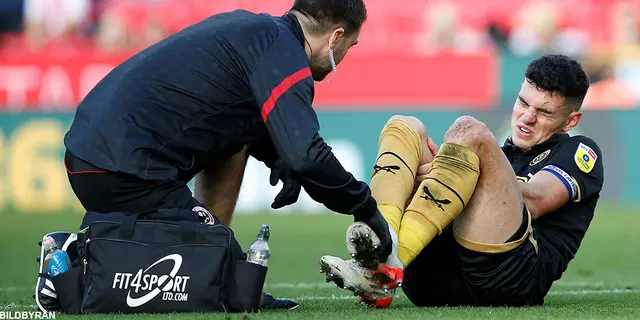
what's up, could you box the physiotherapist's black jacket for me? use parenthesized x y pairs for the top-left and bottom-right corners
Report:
(64, 10), (378, 219)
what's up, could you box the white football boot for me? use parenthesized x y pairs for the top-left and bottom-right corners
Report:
(319, 255), (395, 308)
(346, 222), (404, 292)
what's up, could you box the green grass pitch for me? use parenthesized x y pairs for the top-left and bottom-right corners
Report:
(1, 206), (639, 319)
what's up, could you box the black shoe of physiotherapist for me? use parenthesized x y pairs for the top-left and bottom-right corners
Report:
(262, 293), (299, 310)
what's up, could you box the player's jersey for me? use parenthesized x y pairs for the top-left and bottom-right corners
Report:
(63, 11), (378, 218)
(502, 134), (604, 281)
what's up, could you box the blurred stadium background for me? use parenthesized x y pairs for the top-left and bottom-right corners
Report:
(0, 0), (637, 215)
(0, 1), (639, 317)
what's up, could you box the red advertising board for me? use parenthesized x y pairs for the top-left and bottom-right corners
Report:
(315, 53), (497, 109)
(0, 49), (497, 110)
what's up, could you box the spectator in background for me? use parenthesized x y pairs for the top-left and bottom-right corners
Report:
(96, 0), (194, 53)
(23, 0), (92, 50)
(413, 0), (488, 55)
(507, 0), (589, 58)
(582, 0), (640, 109)
(581, 62), (636, 109)
(94, 0), (138, 53)
(607, 0), (640, 105)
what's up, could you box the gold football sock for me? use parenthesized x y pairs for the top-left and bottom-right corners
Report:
(398, 142), (480, 266)
(370, 119), (423, 233)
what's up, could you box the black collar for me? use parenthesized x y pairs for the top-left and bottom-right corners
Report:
(503, 133), (569, 154)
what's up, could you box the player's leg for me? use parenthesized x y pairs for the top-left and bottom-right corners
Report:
(443, 116), (540, 305)
(445, 116), (526, 246)
(398, 116), (524, 268)
(321, 115), (434, 308)
(347, 115), (434, 273)
(369, 115), (431, 233)
(401, 228), (475, 307)
(193, 146), (249, 226)
(348, 115), (482, 272)
(402, 116), (538, 305)
(392, 116), (535, 307)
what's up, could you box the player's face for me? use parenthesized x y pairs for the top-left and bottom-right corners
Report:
(510, 79), (578, 150)
(310, 27), (360, 81)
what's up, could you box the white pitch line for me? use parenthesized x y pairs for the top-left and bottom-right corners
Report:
(3, 281), (638, 291)
(553, 281), (606, 287)
(266, 282), (334, 289)
(292, 289), (640, 301)
(0, 284), (337, 291)
(4, 281), (633, 290)
(295, 295), (355, 301)
(548, 281), (640, 288)
(0, 304), (34, 310)
(549, 289), (640, 296)
(0, 287), (31, 292)
(2, 282), (638, 300)
(1, 289), (639, 309)
(267, 281), (640, 289)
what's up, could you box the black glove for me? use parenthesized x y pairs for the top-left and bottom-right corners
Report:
(354, 208), (392, 264)
(269, 158), (302, 209)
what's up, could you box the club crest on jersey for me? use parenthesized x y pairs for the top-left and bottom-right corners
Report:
(530, 149), (550, 166)
(574, 142), (597, 173)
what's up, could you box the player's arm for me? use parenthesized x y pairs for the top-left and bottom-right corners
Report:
(518, 171), (571, 219)
(521, 137), (604, 220)
(249, 40), (376, 219)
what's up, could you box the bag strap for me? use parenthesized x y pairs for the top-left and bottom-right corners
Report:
(118, 213), (141, 238)
(120, 215), (199, 241)
(118, 209), (161, 238)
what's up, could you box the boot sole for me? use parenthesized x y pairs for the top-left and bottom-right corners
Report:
(346, 222), (382, 270)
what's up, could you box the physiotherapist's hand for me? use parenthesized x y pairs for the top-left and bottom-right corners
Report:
(269, 158), (302, 209)
(354, 208), (392, 263)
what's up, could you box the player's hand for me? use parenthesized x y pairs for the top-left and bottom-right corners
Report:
(427, 137), (439, 158)
(415, 162), (433, 186)
(354, 208), (392, 262)
(414, 138), (438, 191)
(269, 158), (302, 209)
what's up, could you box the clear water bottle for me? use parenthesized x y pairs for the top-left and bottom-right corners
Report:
(246, 224), (271, 267)
(42, 236), (71, 277)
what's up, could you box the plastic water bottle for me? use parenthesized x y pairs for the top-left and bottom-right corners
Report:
(42, 236), (71, 277)
(246, 224), (271, 267)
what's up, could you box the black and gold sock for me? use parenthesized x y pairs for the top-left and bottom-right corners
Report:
(398, 142), (480, 266)
(370, 118), (423, 234)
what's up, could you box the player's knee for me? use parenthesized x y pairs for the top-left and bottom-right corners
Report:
(443, 116), (495, 151)
(387, 115), (427, 141)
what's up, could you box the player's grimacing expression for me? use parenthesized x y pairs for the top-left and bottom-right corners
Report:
(310, 27), (360, 81)
(510, 79), (581, 150)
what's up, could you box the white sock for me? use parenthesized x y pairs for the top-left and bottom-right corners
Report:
(385, 227), (404, 270)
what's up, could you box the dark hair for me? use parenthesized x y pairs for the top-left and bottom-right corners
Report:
(525, 54), (590, 111)
(291, 0), (367, 35)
